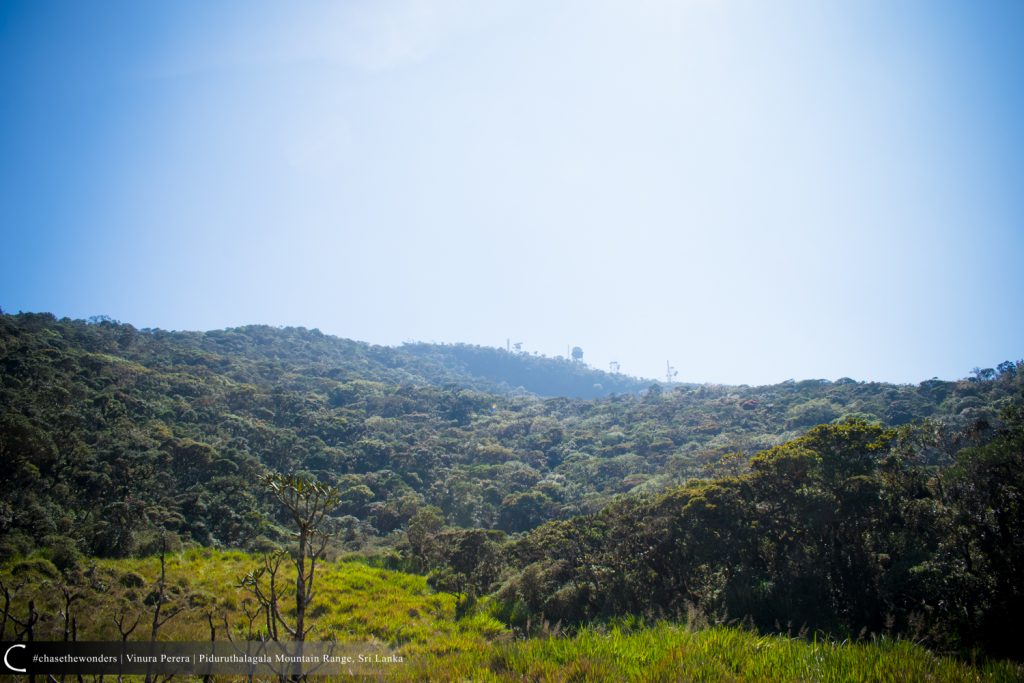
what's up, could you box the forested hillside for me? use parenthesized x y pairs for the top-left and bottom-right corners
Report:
(396, 341), (651, 398)
(2, 311), (1020, 559)
(24, 313), (649, 399)
(493, 415), (1024, 658)
(2, 311), (1022, 662)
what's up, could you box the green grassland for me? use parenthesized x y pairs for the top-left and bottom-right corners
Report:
(2, 549), (503, 653)
(407, 625), (1024, 682)
(3, 550), (1020, 682)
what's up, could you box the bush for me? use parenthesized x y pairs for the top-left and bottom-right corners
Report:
(786, 399), (839, 429)
(44, 537), (83, 574)
(10, 557), (59, 580)
(119, 571), (146, 588)
(0, 531), (33, 559)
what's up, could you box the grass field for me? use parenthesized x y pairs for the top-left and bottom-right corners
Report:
(403, 623), (1023, 682)
(2, 550), (1021, 681)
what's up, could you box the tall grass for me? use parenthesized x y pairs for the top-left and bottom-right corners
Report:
(402, 624), (1023, 682)
(1, 549), (496, 650)
(2, 552), (1020, 681)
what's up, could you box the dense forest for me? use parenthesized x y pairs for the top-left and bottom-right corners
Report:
(1, 311), (1022, 665)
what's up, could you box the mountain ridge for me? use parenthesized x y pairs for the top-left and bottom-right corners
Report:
(2, 308), (1020, 561)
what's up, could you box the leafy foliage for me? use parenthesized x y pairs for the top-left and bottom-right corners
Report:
(2, 312), (1019, 561)
(499, 411), (1024, 659)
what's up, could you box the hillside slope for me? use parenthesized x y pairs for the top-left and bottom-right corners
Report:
(4, 551), (1019, 681)
(46, 315), (651, 398)
(1, 311), (1020, 558)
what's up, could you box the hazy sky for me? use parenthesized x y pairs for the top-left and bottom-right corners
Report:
(2, 1), (1022, 385)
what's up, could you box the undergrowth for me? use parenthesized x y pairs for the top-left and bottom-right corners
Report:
(2, 551), (1020, 682)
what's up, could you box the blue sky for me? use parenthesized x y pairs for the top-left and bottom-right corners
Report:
(2, 0), (1022, 385)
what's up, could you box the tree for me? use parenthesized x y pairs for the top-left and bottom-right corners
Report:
(933, 399), (1024, 657)
(571, 346), (583, 362)
(428, 529), (504, 608)
(144, 538), (189, 683)
(498, 491), (553, 533)
(405, 506), (445, 572)
(241, 473), (339, 642)
(971, 367), (997, 381)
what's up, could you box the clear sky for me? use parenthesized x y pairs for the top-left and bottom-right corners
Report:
(2, 1), (1022, 385)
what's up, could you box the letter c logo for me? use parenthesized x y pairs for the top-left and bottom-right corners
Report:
(4, 643), (27, 673)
